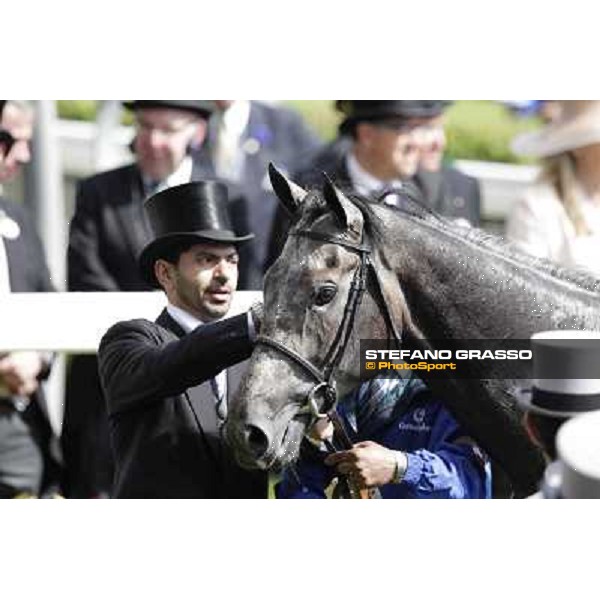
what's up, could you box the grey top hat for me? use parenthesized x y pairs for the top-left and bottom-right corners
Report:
(517, 330), (600, 418)
(123, 100), (214, 120)
(555, 410), (600, 498)
(138, 181), (254, 289)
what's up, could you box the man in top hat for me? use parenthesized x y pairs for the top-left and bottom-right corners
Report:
(517, 331), (600, 497)
(0, 100), (61, 498)
(97, 181), (267, 498)
(267, 100), (481, 268)
(63, 101), (220, 498)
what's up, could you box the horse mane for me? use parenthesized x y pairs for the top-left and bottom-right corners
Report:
(296, 184), (600, 296)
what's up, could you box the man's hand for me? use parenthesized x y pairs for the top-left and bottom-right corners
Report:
(0, 351), (43, 396)
(324, 441), (398, 488)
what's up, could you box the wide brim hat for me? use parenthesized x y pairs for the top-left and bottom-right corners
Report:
(123, 100), (214, 120)
(138, 181), (254, 289)
(512, 101), (600, 158)
(336, 100), (451, 131)
(516, 330), (600, 418)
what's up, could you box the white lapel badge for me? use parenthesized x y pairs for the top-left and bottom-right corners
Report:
(0, 210), (21, 240)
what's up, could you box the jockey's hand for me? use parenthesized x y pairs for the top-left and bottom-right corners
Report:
(306, 417), (334, 445)
(324, 441), (398, 488)
(0, 351), (43, 396)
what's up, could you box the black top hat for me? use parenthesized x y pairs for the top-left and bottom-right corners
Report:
(123, 100), (214, 120)
(336, 100), (451, 131)
(138, 181), (254, 289)
(517, 331), (600, 418)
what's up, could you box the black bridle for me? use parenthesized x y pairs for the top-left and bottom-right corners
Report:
(256, 227), (402, 425)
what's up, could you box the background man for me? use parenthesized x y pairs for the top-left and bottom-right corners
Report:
(412, 101), (481, 226)
(517, 332), (600, 497)
(62, 101), (216, 497)
(98, 181), (266, 498)
(193, 100), (321, 289)
(267, 100), (433, 266)
(0, 100), (60, 498)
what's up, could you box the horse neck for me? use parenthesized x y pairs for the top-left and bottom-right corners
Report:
(381, 213), (600, 342)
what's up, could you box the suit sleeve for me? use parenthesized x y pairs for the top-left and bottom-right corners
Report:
(68, 179), (120, 291)
(98, 315), (253, 416)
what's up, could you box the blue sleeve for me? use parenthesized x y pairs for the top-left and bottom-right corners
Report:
(275, 446), (335, 499)
(395, 404), (492, 499)
(399, 445), (491, 499)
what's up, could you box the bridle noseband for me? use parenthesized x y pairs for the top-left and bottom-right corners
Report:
(257, 227), (400, 424)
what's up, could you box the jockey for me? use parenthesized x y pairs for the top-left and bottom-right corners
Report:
(276, 372), (492, 499)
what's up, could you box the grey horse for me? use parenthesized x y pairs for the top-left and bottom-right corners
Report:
(226, 165), (600, 496)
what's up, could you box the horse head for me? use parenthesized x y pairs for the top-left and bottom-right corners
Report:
(226, 165), (413, 470)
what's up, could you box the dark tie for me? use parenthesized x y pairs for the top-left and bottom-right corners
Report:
(210, 374), (227, 424)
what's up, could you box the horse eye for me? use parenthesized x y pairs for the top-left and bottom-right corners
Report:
(314, 285), (337, 306)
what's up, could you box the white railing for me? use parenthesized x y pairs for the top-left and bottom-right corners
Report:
(1, 291), (262, 431)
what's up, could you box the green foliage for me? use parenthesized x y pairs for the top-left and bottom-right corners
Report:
(444, 101), (540, 164)
(284, 100), (541, 165)
(285, 100), (341, 142)
(57, 100), (99, 121)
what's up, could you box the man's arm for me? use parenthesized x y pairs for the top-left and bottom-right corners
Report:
(98, 314), (253, 416)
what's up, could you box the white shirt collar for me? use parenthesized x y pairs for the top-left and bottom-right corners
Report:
(219, 100), (251, 136)
(166, 303), (204, 333)
(346, 151), (404, 197)
(142, 155), (193, 194)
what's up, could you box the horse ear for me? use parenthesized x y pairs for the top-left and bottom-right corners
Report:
(268, 163), (308, 216)
(322, 175), (363, 238)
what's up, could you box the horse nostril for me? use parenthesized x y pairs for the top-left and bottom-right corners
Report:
(244, 425), (270, 459)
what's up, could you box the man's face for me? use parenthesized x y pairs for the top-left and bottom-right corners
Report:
(164, 242), (239, 322)
(133, 108), (204, 181)
(0, 104), (33, 183)
(357, 118), (426, 181)
(417, 116), (446, 172)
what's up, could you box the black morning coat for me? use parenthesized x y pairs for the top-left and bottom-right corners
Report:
(63, 160), (251, 496)
(98, 308), (267, 499)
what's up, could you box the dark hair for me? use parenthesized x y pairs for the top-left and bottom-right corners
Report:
(0, 101), (6, 120)
(156, 239), (198, 266)
(527, 413), (568, 461)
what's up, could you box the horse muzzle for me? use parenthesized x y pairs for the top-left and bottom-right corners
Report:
(225, 404), (308, 470)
